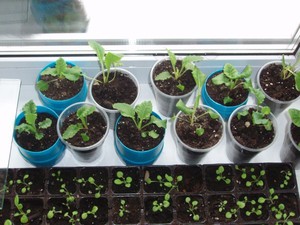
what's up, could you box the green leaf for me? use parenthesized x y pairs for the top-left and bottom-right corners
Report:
(192, 67), (206, 88)
(185, 197), (191, 203)
(23, 100), (36, 115)
(193, 214), (200, 221)
(36, 80), (49, 91)
(288, 108), (300, 127)
(4, 220), (13, 225)
(182, 55), (202, 71)
(216, 166), (224, 174)
(81, 212), (88, 220)
(47, 211), (54, 219)
(113, 103), (135, 119)
(176, 100), (193, 115)
(176, 83), (185, 91)
(240, 65), (252, 78)
(208, 109), (219, 119)
(117, 171), (123, 178)
(237, 110), (248, 120)
(223, 96), (233, 105)
(295, 72), (300, 91)
(38, 118), (52, 129)
(41, 67), (57, 76)
(195, 127), (204, 136)
(177, 175), (183, 182)
(251, 88), (265, 105)
(63, 66), (82, 81)
(252, 111), (269, 125)
(56, 58), (67, 76)
(225, 212), (232, 219)
(114, 179), (123, 185)
(155, 71), (173, 81)
(148, 130), (159, 139)
(81, 132), (90, 142)
(62, 123), (84, 140)
(223, 63), (239, 79)
(212, 73), (228, 85)
(21, 215), (29, 224)
(163, 200), (170, 208)
(167, 49), (177, 70)
(126, 177), (132, 183)
(15, 123), (35, 135)
(135, 101), (152, 122)
(77, 105), (96, 121)
(105, 52), (123, 71)
(261, 106), (271, 115)
(88, 41), (105, 67)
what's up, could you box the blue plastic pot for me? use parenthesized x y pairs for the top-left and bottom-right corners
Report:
(114, 112), (165, 165)
(201, 70), (248, 121)
(14, 106), (66, 167)
(37, 61), (88, 114)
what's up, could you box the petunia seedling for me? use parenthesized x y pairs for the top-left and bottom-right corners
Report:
(114, 171), (132, 188)
(281, 54), (300, 92)
(185, 197), (200, 221)
(216, 166), (231, 185)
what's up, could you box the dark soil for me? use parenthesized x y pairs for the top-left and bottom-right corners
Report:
(144, 196), (173, 223)
(60, 110), (107, 147)
(176, 195), (206, 223)
(206, 71), (249, 106)
(79, 197), (108, 225)
(143, 167), (172, 193)
(116, 116), (165, 151)
(112, 197), (141, 224)
(15, 113), (58, 151)
(230, 108), (275, 149)
(272, 193), (299, 219)
(291, 123), (300, 147)
(47, 168), (77, 195)
(0, 199), (11, 224)
(0, 169), (14, 196)
(112, 167), (140, 193)
(152, 59), (196, 96)
(174, 165), (203, 193)
(39, 75), (84, 100)
(259, 63), (300, 101)
(91, 71), (138, 109)
(175, 108), (223, 149)
(266, 164), (295, 190)
(205, 165), (234, 192)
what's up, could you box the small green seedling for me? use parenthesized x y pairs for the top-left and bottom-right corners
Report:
(288, 108), (300, 147)
(60, 183), (75, 204)
(145, 173), (183, 194)
(13, 195), (30, 224)
(51, 170), (63, 182)
(15, 100), (52, 140)
(273, 204), (295, 225)
(74, 176), (104, 198)
(0, 179), (13, 194)
(16, 173), (32, 194)
(152, 193), (171, 212)
(37, 57), (83, 91)
(176, 67), (219, 136)
(47, 206), (63, 220)
(212, 63), (253, 104)
(235, 165), (265, 188)
(81, 206), (98, 220)
(62, 105), (96, 142)
(4, 220), (13, 225)
(240, 196), (263, 217)
(220, 199), (245, 219)
(88, 40), (123, 84)
(118, 199), (130, 217)
(281, 54), (300, 92)
(216, 166), (231, 185)
(114, 171), (132, 188)
(154, 49), (202, 91)
(279, 170), (292, 189)
(113, 101), (167, 139)
(185, 197), (200, 221)
(64, 211), (79, 225)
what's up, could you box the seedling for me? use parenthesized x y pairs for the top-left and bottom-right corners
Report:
(176, 67), (219, 136)
(152, 194), (171, 212)
(113, 101), (167, 139)
(0, 179), (13, 194)
(288, 108), (300, 147)
(51, 170), (63, 182)
(15, 100), (52, 140)
(62, 105), (96, 142)
(81, 206), (98, 220)
(145, 173), (183, 194)
(273, 204), (295, 225)
(154, 49), (202, 91)
(16, 173), (32, 194)
(281, 54), (300, 92)
(4, 220), (12, 225)
(37, 57), (83, 91)
(279, 170), (293, 189)
(216, 166), (231, 185)
(185, 197), (200, 221)
(60, 183), (75, 204)
(74, 176), (104, 198)
(258, 188), (278, 205)
(211, 63), (253, 104)
(218, 199), (245, 219)
(118, 199), (130, 217)
(13, 195), (30, 224)
(114, 171), (132, 188)
(88, 40), (123, 84)
(235, 165), (265, 188)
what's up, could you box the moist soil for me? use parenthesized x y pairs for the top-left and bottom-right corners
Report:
(174, 165), (203, 193)
(265, 164), (295, 190)
(205, 165), (234, 192)
(112, 197), (141, 224)
(259, 63), (300, 101)
(143, 166), (172, 193)
(230, 108), (275, 149)
(39, 75), (84, 100)
(60, 110), (107, 147)
(91, 72), (138, 109)
(175, 108), (223, 149)
(291, 123), (300, 148)
(144, 196), (173, 223)
(79, 197), (108, 225)
(112, 167), (140, 193)
(116, 116), (165, 151)
(206, 72), (249, 106)
(47, 168), (77, 195)
(152, 59), (196, 96)
(15, 113), (58, 151)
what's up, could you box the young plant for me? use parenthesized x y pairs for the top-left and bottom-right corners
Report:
(235, 165), (265, 188)
(0, 179), (13, 194)
(185, 197), (200, 221)
(154, 49), (202, 91)
(273, 204), (295, 225)
(211, 63), (253, 104)
(114, 171), (132, 188)
(281, 54), (300, 91)
(81, 206), (98, 220)
(4, 220), (12, 225)
(16, 173), (32, 194)
(51, 170), (63, 182)
(74, 176), (104, 198)
(145, 173), (183, 194)
(279, 169), (293, 189)
(37, 57), (83, 91)
(152, 194), (171, 212)
(176, 66), (219, 136)
(15, 100), (52, 140)
(216, 166), (231, 185)
(62, 105), (96, 142)
(118, 199), (130, 217)
(218, 199), (245, 219)
(113, 101), (167, 139)
(288, 108), (300, 147)
(13, 195), (30, 224)
(88, 40), (123, 84)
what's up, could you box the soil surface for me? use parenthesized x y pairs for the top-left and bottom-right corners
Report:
(144, 196), (173, 223)
(266, 164), (295, 190)
(259, 63), (300, 101)
(152, 59), (196, 96)
(174, 166), (203, 193)
(143, 167), (172, 193)
(205, 165), (234, 192)
(91, 71), (138, 109)
(206, 72), (249, 106)
(175, 108), (223, 149)
(230, 108), (275, 149)
(116, 116), (165, 151)
(176, 195), (205, 223)
(60, 111), (107, 147)
(39, 75), (84, 100)
(112, 167), (140, 193)
(112, 197), (141, 224)
(15, 113), (58, 151)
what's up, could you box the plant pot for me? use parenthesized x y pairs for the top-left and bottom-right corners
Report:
(173, 105), (225, 164)
(13, 106), (65, 167)
(150, 57), (197, 117)
(37, 61), (88, 114)
(89, 68), (140, 129)
(114, 112), (165, 165)
(257, 61), (300, 116)
(57, 102), (109, 163)
(202, 70), (248, 121)
(227, 105), (278, 163)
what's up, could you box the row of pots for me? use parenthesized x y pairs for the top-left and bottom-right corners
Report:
(13, 56), (300, 167)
